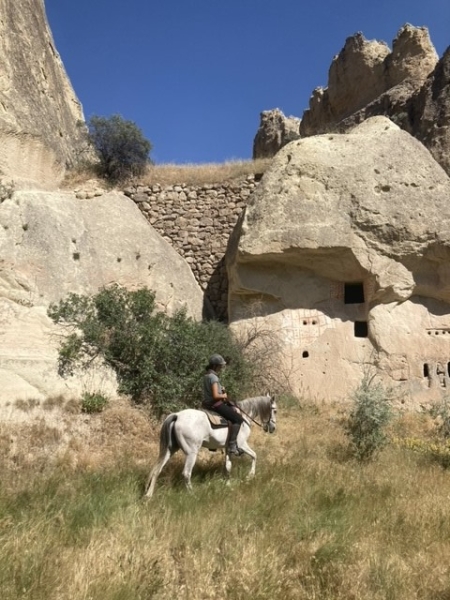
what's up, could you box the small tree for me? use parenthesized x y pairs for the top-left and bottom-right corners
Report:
(344, 375), (393, 461)
(88, 114), (152, 183)
(48, 285), (255, 416)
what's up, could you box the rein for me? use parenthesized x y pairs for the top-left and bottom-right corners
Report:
(229, 400), (267, 428)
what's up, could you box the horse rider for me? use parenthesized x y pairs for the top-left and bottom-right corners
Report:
(202, 354), (244, 456)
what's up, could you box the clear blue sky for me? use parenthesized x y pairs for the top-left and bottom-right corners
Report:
(45, 0), (449, 165)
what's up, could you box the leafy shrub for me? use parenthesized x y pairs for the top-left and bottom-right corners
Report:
(428, 396), (450, 438)
(81, 392), (109, 414)
(344, 376), (393, 461)
(48, 285), (255, 416)
(88, 114), (152, 183)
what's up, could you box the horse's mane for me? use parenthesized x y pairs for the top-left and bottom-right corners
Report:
(236, 395), (272, 423)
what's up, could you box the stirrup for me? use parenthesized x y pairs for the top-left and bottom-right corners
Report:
(227, 444), (243, 456)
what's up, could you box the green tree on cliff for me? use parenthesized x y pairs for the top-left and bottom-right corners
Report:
(88, 114), (152, 183)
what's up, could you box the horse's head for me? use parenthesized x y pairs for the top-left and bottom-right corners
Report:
(263, 395), (277, 434)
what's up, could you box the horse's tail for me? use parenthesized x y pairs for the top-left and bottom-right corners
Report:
(159, 413), (180, 454)
(144, 413), (179, 498)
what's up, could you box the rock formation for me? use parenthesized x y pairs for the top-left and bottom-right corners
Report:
(300, 24), (438, 136)
(253, 24), (450, 179)
(0, 190), (205, 404)
(322, 47), (450, 177)
(253, 109), (301, 159)
(227, 117), (450, 404)
(0, 0), (86, 188)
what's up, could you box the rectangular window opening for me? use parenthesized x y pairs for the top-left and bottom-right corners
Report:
(344, 282), (365, 304)
(354, 321), (368, 338)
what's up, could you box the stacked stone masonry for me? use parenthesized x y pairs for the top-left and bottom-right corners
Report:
(123, 175), (260, 321)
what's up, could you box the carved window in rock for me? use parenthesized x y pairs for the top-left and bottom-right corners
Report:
(344, 282), (365, 304)
(423, 362), (450, 388)
(354, 321), (368, 338)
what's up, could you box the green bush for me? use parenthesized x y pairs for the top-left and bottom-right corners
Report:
(48, 285), (255, 416)
(344, 375), (393, 461)
(429, 396), (450, 438)
(81, 392), (109, 414)
(88, 114), (152, 183)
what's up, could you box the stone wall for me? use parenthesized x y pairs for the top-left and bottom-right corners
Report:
(123, 175), (261, 320)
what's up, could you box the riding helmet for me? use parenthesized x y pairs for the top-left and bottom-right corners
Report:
(209, 354), (226, 366)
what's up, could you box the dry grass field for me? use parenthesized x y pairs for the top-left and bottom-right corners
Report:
(1, 395), (450, 599)
(61, 158), (272, 190)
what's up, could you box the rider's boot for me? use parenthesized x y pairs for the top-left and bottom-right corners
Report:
(227, 423), (243, 456)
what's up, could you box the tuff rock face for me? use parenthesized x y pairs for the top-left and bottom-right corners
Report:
(0, 190), (205, 405)
(252, 109), (301, 159)
(227, 117), (450, 404)
(0, 0), (86, 188)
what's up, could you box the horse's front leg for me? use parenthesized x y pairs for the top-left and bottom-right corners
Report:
(224, 453), (233, 482)
(239, 443), (257, 479)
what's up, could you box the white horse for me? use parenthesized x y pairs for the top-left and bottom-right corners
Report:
(145, 394), (277, 497)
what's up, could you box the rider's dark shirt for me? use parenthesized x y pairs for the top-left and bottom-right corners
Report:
(202, 370), (224, 408)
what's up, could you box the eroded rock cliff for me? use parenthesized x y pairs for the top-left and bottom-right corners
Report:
(0, 190), (205, 404)
(0, 0), (86, 188)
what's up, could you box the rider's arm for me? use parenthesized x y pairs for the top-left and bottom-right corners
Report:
(211, 382), (227, 401)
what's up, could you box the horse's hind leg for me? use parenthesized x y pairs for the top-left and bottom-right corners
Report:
(145, 449), (173, 498)
(182, 451), (199, 491)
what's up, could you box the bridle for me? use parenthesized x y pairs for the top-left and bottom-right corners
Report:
(263, 399), (277, 433)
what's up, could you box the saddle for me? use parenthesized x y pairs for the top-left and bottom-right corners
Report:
(201, 408), (228, 428)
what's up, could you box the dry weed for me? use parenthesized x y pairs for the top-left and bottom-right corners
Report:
(14, 397), (41, 412)
(137, 158), (272, 187)
(42, 394), (67, 411)
(61, 158), (272, 191)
